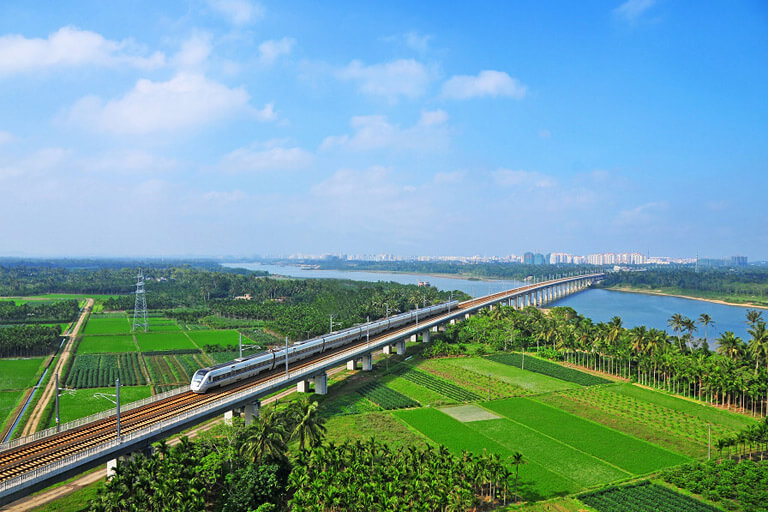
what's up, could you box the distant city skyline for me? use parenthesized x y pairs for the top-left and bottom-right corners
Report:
(0, 2), (766, 259)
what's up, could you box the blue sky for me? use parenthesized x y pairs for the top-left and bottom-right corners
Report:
(1, 1), (766, 259)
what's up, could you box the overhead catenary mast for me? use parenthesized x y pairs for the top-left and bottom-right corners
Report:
(132, 268), (149, 333)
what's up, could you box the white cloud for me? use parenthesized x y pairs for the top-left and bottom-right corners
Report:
(615, 201), (666, 226)
(419, 109), (448, 126)
(173, 33), (212, 71)
(493, 169), (557, 188)
(614, 0), (656, 22)
(320, 112), (449, 152)
(433, 171), (463, 185)
(81, 150), (177, 175)
(220, 145), (312, 173)
(0, 131), (13, 145)
(0, 148), (71, 181)
(0, 26), (164, 76)
(338, 59), (432, 100)
(207, 0), (264, 25)
(442, 70), (526, 100)
(258, 37), (295, 65)
(203, 189), (247, 203)
(66, 73), (271, 134)
(404, 32), (432, 53)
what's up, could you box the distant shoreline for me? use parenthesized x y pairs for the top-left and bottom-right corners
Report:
(605, 286), (768, 311)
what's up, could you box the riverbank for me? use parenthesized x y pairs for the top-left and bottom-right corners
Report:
(604, 286), (768, 311)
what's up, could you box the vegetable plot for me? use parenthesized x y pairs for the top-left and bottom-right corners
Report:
(390, 366), (481, 402)
(65, 353), (146, 388)
(486, 353), (609, 386)
(356, 382), (418, 410)
(579, 481), (722, 512)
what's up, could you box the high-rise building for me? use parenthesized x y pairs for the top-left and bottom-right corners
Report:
(523, 252), (534, 264)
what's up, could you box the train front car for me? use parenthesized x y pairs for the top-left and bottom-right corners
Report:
(190, 369), (211, 393)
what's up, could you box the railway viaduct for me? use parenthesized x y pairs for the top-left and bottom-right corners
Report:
(0, 273), (603, 505)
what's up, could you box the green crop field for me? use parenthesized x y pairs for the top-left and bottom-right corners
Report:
(146, 318), (181, 331)
(0, 390), (24, 432)
(424, 356), (578, 394)
(0, 357), (46, 390)
(384, 376), (453, 406)
(145, 354), (207, 385)
(319, 391), (381, 417)
(65, 354), (147, 388)
(542, 384), (753, 458)
(484, 398), (689, 474)
(83, 317), (130, 335)
(47, 385), (153, 427)
(486, 353), (610, 386)
(77, 335), (137, 354)
(135, 332), (196, 352)
(395, 407), (580, 500)
(579, 481), (721, 512)
(187, 329), (248, 347)
(325, 411), (430, 450)
(414, 358), (531, 399)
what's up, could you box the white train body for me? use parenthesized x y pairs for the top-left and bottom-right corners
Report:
(190, 300), (458, 393)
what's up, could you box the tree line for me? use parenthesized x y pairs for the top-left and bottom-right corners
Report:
(89, 397), (516, 512)
(0, 324), (62, 357)
(0, 299), (79, 324)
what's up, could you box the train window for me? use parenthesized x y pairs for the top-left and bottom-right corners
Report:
(192, 370), (207, 383)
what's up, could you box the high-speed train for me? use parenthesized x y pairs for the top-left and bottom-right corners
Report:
(190, 300), (459, 393)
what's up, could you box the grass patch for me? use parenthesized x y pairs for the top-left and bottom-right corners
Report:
(0, 357), (46, 390)
(0, 390), (24, 432)
(76, 335), (137, 354)
(324, 411), (428, 450)
(83, 317), (130, 335)
(389, 366), (481, 402)
(50, 385), (152, 426)
(136, 332), (196, 352)
(486, 353), (609, 386)
(187, 329), (251, 347)
(415, 357), (532, 399)
(485, 397), (689, 474)
(31, 477), (104, 512)
(432, 356), (578, 394)
(395, 407), (580, 501)
(384, 377), (454, 406)
(356, 381), (419, 410)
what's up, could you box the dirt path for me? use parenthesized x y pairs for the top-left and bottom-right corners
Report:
(20, 299), (93, 437)
(4, 363), (348, 511)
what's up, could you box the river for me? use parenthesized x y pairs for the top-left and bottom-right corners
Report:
(223, 262), (755, 342)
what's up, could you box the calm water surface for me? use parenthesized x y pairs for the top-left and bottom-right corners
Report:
(224, 263), (756, 342)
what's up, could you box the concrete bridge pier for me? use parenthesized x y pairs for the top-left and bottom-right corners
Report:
(243, 401), (260, 425)
(362, 353), (373, 371)
(396, 340), (406, 355)
(106, 457), (118, 479)
(410, 334), (417, 342)
(297, 380), (311, 393)
(383, 345), (392, 355)
(347, 359), (357, 370)
(314, 373), (328, 395)
(422, 329), (430, 344)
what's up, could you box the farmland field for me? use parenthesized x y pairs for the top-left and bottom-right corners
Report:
(0, 390), (24, 432)
(187, 329), (249, 347)
(145, 354), (207, 385)
(578, 480), (721, 512)
(420, 356), (575, 394)
(0, 357), (46, 390)
(486, 353), (610, 386)
(47, 385), (153, 426)
(325, 411), (429, 450)
(395, 407), (580, 500)
(83, 317), (130, 335)
(414, 358), (531, 399)
(135, 332), (196, 352)
(484, 397), (689, 474)
(65, 354), (147, 388)
(77, 335), (137, 354)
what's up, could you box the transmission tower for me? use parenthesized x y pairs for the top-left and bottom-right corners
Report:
(132, 269), (149, 333)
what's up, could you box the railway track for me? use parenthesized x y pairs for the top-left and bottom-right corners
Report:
(0, 276), (593, 485)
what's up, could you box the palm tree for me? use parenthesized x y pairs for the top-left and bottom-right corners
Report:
(748, 321), (768, 375)
(682, 317), (697, 350)
(509, 451), (525, 503)
(240, 407), (288, 463)
(747, 310), (764, 329)
(698, 313), (714, 346)
(668, 313), (684, 348)
(717, 331), (744, 361)
(289, 396), (327, 451)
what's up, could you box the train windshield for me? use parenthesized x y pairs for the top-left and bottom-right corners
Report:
(192, 370), (207, 383)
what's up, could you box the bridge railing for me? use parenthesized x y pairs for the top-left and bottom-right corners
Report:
(0, 385), (188, 454)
